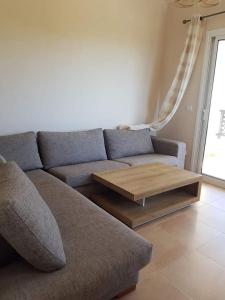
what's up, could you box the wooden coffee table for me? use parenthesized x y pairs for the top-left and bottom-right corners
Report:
(92, 163), (202, 228)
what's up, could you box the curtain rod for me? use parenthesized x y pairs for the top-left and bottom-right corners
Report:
(183, 10), (225, 24)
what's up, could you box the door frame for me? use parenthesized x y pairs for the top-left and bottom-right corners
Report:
(191, 28), (225, 187)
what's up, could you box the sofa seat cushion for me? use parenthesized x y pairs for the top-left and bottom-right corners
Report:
(38, 129), (107, 169)
(49, 160), (129, 188)
(0, 170), (151, 300)
(104, 129), (154, 159)
(0, 162), (66, 272)
(0, 132), (43, 171)
(115, 154), (179, 167)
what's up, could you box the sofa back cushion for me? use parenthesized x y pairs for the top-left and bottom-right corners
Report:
(104, 129), (154, 159)
(38, 129), (107, 169)
(0, 132), (43, 171)
(0, 162), (66, 272)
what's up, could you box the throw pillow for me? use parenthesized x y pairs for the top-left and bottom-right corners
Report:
(0, 162), (66, 272)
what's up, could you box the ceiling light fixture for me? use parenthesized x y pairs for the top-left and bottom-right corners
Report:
(175, 0), (221, 8)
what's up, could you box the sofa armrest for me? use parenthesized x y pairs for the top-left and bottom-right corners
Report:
(151, 137), (186, 168)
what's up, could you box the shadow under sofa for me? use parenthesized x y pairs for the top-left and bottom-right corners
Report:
(0, 131), (152, 300)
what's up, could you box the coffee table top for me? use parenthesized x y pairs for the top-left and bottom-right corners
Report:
(92, 163), (202, 202)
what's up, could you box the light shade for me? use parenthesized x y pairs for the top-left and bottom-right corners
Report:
(175, 0), (221, 7)
(199, 0), (221, 7)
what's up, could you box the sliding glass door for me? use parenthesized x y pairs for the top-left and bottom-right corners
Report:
(201, 38), (225, 183)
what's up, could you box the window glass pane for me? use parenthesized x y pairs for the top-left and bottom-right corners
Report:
(202, 40), (225, 180)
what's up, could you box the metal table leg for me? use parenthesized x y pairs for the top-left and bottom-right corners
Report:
(138, 198), (146, 207)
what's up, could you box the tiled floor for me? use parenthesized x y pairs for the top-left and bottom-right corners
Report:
(123, 183), (225, 300)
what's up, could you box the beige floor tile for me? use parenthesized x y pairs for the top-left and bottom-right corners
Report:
(200, 183), (219, 200)
(201, 183), (225, 199)
(198, 233), (225, 268)
(123, 272), (192, 300)
(196, 205), (225, 233)
(204, 276), (225, 300)
(160, 251), (225, 300)
(208, 197), (225, 212)
(157, 211), (220, 249)
(183, 203), (225, 234)
(137, 224), (188, 274)
(201, 184), (225, 211)
(122, 183), (225, 300)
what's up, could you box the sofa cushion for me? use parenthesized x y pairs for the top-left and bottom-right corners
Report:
(115, 154), (178, 167)
(0, 132), (43, 171)
(0, 162), (66, 272)
(38, 129), (108, 169)
(104, 129), (154, 160)
(0, 170), (151, 300)
(49, 160), (128, 188)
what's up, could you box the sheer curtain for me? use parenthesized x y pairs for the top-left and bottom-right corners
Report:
(124, 15), (203, 131)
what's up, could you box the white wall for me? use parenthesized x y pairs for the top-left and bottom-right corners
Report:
(0, 0), (167, 135)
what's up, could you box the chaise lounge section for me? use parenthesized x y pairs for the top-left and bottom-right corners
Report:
(0, 131), (152, 300)
(0, 169), (151, 300)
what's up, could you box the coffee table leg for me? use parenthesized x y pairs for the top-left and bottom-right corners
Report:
(139, 198), (146, 207)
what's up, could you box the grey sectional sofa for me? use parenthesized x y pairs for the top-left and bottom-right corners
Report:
(0, 129), (186, 300)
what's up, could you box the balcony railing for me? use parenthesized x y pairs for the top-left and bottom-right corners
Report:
(217, 110), (225, 138)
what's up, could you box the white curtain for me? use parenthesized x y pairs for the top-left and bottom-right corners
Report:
(126, 15), (203, 131)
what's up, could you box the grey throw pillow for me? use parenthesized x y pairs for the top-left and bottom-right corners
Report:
(0, 162), (66, 272)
